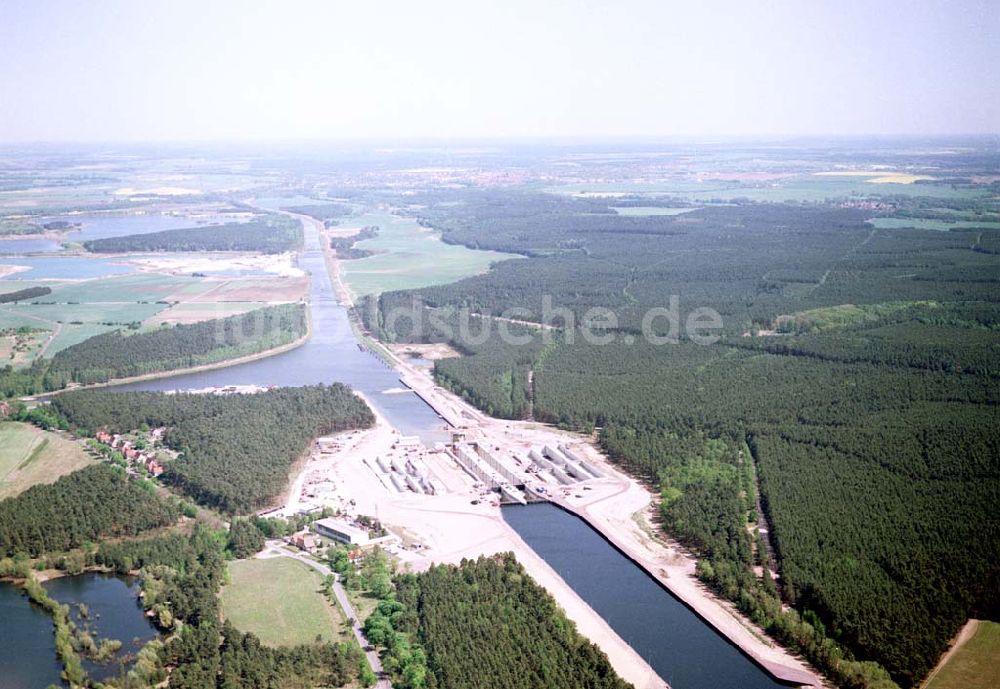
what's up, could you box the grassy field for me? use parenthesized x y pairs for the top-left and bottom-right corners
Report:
(925, 620), (1000, 689)
(0, 422), (94, 499)
(145, 301), (261, 326)
(221, 557), (347, 647)
(0, 328), (48, 366)
(340, 211), (519, 296)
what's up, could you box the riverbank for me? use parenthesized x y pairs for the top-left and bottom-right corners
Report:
(23, 315), (311, 401)
(546, 470), (824, 687)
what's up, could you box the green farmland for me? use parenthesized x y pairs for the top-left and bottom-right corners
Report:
(340, 211), (519, 296)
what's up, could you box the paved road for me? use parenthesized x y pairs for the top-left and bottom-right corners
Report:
(262, 541), (391, 688)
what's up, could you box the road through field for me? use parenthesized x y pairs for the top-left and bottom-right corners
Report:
(259, 542), (391, 689)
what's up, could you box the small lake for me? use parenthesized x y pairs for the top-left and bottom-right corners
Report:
(0, 580), (63, 689)
(44, 573), (160, 684)
(0, 238), (63, 254)
(0, 255), (137, 280)
(0, 573), (159, 688)
(253, 195), (326, 211)
(503, 503), (791, 689)
(48, 213), (199, 246)
(0, 213), (244, 257)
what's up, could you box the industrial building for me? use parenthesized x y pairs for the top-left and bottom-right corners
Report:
(313, 517), (371, 546)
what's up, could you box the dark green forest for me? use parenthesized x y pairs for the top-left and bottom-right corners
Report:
(364, 554), (631, 689)
(363, 191), (1000, 687)
(330, 225), (379, 259)
(0, 285), (52, 303)
(48, 384), (375, 513)
(47, 303), (306, 385)
(0, 304), (306, 397)
(83, 215), (301, 253)
(0, 464), (178, 557)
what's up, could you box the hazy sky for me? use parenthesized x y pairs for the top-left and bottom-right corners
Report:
(1, 0), (997, 142)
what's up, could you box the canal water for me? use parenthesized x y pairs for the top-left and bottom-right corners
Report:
(503, 503), (791, 689)
(0, 574), (159, 689)
(108, 205), (450, 444)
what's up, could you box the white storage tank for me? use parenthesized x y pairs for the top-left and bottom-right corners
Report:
(551, 467), (575, 485)
(543, 445), (568, 467)
(560, 445), (603, 477)
(390, 472), (407, 492)
(405, 474), (425, 494)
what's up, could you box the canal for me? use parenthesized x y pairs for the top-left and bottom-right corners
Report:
(108, 208), (450, 444)
(111, 206), (792, 688)
(503, 503), (791, 689)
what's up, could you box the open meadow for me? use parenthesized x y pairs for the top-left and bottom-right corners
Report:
(221, 557), (347, 647)
(339, 211), (519, 296)
(0, 421), (94, 499)
(925, 621), (1000, 689)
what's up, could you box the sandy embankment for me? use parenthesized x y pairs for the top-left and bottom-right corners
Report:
(0, 264), (30, 279)
(551, 458), (823, 688)
(129, 251), (305, 278)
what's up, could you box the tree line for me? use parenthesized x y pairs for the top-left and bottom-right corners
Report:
(83, 215), (301, 253)
(0, 304), (306, 397)
(0, 463), (178, 557)
(48, 384), (375, 513)
(0, 285), (51, 303)
(363, 553), (632, 689)
(330, 225), (379, 259)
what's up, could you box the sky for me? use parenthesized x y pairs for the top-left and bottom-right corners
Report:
(0, 0), (997, 142)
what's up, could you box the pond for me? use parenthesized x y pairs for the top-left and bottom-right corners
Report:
(44, 573), (161, 684)
(0, 255), (137, 280)
(0, 580), (63, 689)
(0, 573), (160, 688)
